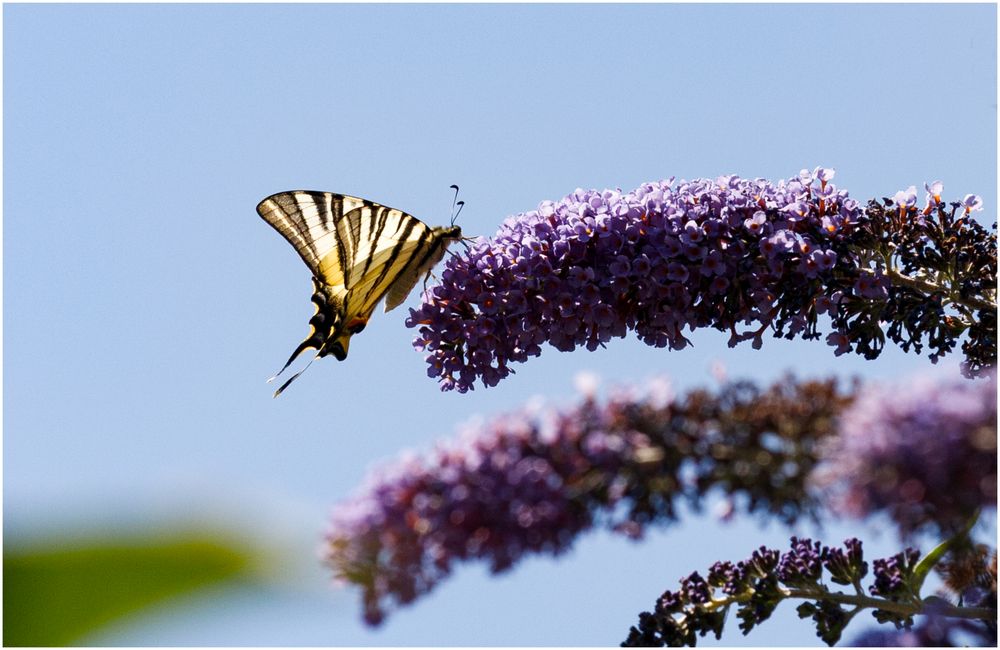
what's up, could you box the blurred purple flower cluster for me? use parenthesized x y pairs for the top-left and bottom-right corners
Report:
(325, 382), (658, 625)
(853, 617), (996, 647)
(813, 368), (997, 535)
(323, 374), (848, 625)
(410, 168), (865, 391)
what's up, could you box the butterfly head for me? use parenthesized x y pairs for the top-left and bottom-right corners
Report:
(438, 225), (463, 240)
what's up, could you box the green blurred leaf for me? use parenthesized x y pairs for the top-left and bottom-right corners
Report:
(4, 531), (256, 646)
(911, 509), (980, 595)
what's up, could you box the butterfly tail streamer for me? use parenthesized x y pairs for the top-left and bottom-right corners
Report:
(267, 340), (317, 384)
(272, 355), (319, 398)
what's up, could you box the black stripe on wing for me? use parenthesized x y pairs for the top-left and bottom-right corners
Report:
(257, 191), (334, 277)
(360, 220), (428, 306)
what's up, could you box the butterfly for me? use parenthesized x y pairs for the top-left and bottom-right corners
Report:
(257, 189), (464, 396)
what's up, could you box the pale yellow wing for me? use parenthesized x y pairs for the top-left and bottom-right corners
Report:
(259, 190), (459, 393)
(257, 191), (366, 287)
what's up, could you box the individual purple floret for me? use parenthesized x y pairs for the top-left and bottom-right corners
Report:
(963, 194), (985, 213)
(812, 368), (997, 535)
(408, 169), (869, 392)
(893, 186), (918, 210)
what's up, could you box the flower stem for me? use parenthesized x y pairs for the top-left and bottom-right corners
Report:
(779, 587), (995, 622)
(706, 586), (994, 624)
(885, 269), (996, 312)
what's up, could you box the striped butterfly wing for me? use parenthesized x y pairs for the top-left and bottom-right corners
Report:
(257, 191), (358, 371)
(257, 190), (460, 395)
(257, 191), (435, 291)
(341, 221), (461, 321)
(258, 191), (377, 288)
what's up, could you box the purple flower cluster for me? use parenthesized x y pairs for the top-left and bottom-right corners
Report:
(323, 374), (848, 625)
(410, 171), (996, 391)
(624, 537), (878, 647)
(627, 536), (996, 647)
(325, 381), (665, 625)
(410, 169), (867, 391)
(777, 536), (825, 587)
(825, 537), (868, 586)
(868, 548), (924, 631)
(857, 543), (997, 645)
(871, 185), (996, 376)
(813, 368), (997, 535)
(871, 548), (921, 600)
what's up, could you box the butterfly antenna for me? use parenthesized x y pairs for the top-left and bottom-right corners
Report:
(449, 184), (461, 226)
(454, 200), (465, 225)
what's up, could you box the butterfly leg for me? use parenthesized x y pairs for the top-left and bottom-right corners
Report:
(422, 270), (441, 294)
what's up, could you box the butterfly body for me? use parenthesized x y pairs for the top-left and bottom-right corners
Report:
(257, 190), (462, 395)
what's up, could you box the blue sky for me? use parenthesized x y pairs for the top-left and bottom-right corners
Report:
(4, 3), (996, 645)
